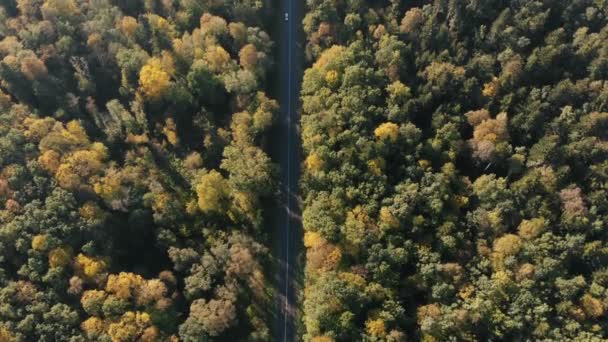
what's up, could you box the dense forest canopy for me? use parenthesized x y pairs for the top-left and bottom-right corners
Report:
(300, 0), (608, 341)
(0, 0), (277, 340)
(1, 0), (608, 341)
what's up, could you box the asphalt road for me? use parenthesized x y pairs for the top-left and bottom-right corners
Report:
(269, 0), (302, 340)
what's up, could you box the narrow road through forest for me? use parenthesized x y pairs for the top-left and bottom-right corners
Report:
(270, 0), (302, 340)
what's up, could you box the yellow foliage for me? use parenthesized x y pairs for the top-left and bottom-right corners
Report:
(374, 122), (399, 142)
(486, 209), (503, 228)
(417, 303), (441, 324)
(139, 58), (171, 100)
(81, 317), (104, 336)
(305, 153), (324, 172)
(184, 152), (203, 170)
(400, 7), (424, 33)
(473, 112), (508, 143)
(424, 62), (465, 82)
(55, 150), (103, 189)
(146, 13), (175, 37)
(20, 55), (48, 81)
(231, 191), (258, 222)
(151, 193), (168, 213)
(93, 168), (122, 201)
(163, 118), (179, 146)
(66, 120), (89, 143)
(387, 80), (411, 101)
(185, 200), (199, 215)
(41, 0), (78, 17)
(518, 218), (546, 240)
(204, 46), (231, 73)
(126, 133), (149, 145)
(55, 164), (80, 189)
(482, 77), (499, 97)
(366, 319), (386, 338)
(313, 45), (345, 69)
(106, 272), (145, 299)
(339, 272), (366, 288)
(455, 195), (469, 208)
(418, 159), (431, 169)
(161, 51), (175, 76)
(79, 201), (103, 220)
(493, 234), (522, 256)
(311, 336), (334, 342)
(90, 142), (108, 160)
(75, 253), (107, 279)
(195, 170), (229, 213)
(304, 231), (324, 248)
(325, 247), (342, 269)
(458, 284), (474, 300)
(468, 112), (509, 162)
(49, 246), (71, 268)
(0, 326), (14, 342)
(492, 270), (511, 288)
(24, 117), (54, 141)
(379, 207), (399, 229)
(239, 43), (258, 70)
(107, 311), (152, 342)
(465, 109), (490, 126)
(516, 263), (535, 281)
(31, 234), (48, 251)
(581, 294), (605, 318)
(367, 158), (385, 176)
(137, 279), (168, 306)
(80, 290), (107, 314)
(230, 111), (253, 144)
(324, 70), (339, 87)
(87, 33), (101, 48)
(422, 334), (439, 342)
(118, 16), (138, 38)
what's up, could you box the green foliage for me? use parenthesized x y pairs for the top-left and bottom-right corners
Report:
(0, 0), (276, 340)
(301, 0), (608, 340)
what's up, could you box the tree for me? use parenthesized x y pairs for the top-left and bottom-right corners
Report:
(374, 122), (399, 142)
(139, 57), (171, 100)
(239, 43), (258, 70)
(185, 298), (237, 336)
(221, 144), (274, 195)
(195, 170), (230, 214)
(400, 7), (424, 34)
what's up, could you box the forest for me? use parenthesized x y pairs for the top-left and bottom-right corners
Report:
(0, 0), (277, 340)
(1, 0), (608, 341)
(301, 0), (608, 341)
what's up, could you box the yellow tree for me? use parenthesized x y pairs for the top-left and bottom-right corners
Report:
(74, 254), (107, 280)
(31, 234), (48, 251)
(195, 170), (230, 214)
(305, 153), (324, 172)
(105, 272), (145, 299)
(48, 246), (72, 268)
(118, 16), (138, 38)
(55, 149), (104, 190)
(366, 318), (387, 338)
(239, 44), (258, 71)
(139, 58), (171, 101)
(204, 46), (231, 73)
(162, 118), (179, 146)
(400, 7), (424, 33)
(107, 311), (157, 341)
(374, 122), (399, 142)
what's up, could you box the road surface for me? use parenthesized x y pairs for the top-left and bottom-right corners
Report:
(269, 0), (303, 340)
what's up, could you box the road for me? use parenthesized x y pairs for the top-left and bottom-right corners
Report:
(269, 0), (302, 340)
